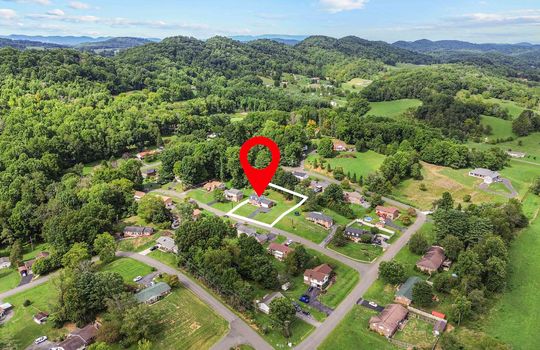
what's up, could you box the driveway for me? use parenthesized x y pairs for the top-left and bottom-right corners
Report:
(25, 339), (54, 350)
(138, 272), (159, 287)
(357, 298), (384, 312)
(384, 219), (404, 232)
(247, 207), (269, 219)
(319, 225), (338, 248)
(305, 288), (333, 316)
(18, 274), (33, 286)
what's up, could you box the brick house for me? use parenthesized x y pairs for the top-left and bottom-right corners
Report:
(306, 212), (334, 229)
(304, 264), (333, 289)
(375, 206), (400, 220)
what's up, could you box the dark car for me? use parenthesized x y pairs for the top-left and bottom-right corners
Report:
(294, 211), (300, 216)
(308, 286), (314, 293)
(150, 245), (158, 251)
(299, 295), (310, 303)
(302, 310), (310, 316)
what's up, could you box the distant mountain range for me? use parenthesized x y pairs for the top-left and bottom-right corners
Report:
(393, 39), (540, 55)
(76, 37), (155, 51)
(230, 34), (308, 45)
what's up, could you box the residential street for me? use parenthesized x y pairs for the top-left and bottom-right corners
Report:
(153, 170), (427, 350)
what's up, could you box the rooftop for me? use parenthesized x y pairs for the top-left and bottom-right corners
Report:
(135, 282), (171, 303)
(395, 276), (423, 301)
(307, 212), (333, 223)
(470, 168), (500, 178)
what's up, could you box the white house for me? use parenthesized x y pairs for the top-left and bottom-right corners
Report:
(156, 236), (178, 254)
(468, 168), (501, 184)
(304, 264), (333, 289)
(0, 257), (10, 269)
(257, 292), (285, 314)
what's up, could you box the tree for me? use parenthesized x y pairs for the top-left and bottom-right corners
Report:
(412, 281), (433, 306)
(331, 227), (348, 248)
(484, 256), (507, 292)
(436, 192), (454, 210)
(512, 110), (534, 136)
(137, 195), (171, 225)
(408, 233), (428, 255)
(439, 332), (465, 350)
(213, 189), (225, 203)
(433, 272), (458, 294)
(269, 297), (296, 337)
(120, 304), (161, 346)
(137, 339), (152, 350)
(88, 343), (113, 350)
(9, 240), (23, 269)
(454, 250), (482, 281)
(317, 138), (334, 158)
(94, 233), (117, 263)
(440, 235), (464, 261)
(284, 245), (311, 276)
(162, 273), (181, 288)
(449, 295), (472, 326)
(378, 261), (406, 285)
(62, 242), (90, 269)
(532, 177), (540, 195)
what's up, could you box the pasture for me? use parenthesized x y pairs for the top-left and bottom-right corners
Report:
(101, 257), (154, 282)
(480, 115), (515, 140)
(306, 150), (386, 180)
(365, 99), (422, 119)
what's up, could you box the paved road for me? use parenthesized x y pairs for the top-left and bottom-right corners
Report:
(117, 251), (272, 350)
(0, 273), (57, 302)
(320, 225), (338, 248)
(153, 181), (427, 350)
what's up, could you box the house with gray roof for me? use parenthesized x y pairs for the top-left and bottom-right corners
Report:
(309, 180), (330, 193)
(292, 171), (309, 181)
(394, 276), (423, 306)
(135, 282), (171, 304)
(257, 292), (285, 314)
(468, 168), (501, 184)
(123, 226), (154, 237)
(156, 236), (178, 254)
(224, 189), (244, 202)
(306, 212), (333, 228)
(249, 194), (274, 208)
(344, 226), (372, 242)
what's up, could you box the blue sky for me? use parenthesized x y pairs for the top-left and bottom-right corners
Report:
(0, 0), (539, 43)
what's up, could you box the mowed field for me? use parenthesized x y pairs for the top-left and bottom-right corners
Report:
(306, 150), (386, 179)
(140, 288), (228, 350)
(364, 99), (422, 119)
(482, 194), (540, 349)
(392, 162), (500, 209)
(468, 132), (540, 165)
(480, 115), (515, 140)
(342, 78), (372, 91)
(101, 257), (154, 281)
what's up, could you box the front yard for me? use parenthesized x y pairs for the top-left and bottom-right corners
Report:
(328, 241), (383, 262)
(100, 257), (155, 282)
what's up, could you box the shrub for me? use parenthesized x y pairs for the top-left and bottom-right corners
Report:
(23, 299), (31, 307)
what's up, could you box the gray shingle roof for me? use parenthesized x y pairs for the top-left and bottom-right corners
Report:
(307, 212), (333, 223)
(135, 282), (171, 303)
(395, 276), (423, 301)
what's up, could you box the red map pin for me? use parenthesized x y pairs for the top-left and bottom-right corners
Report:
(239, 136), (281, 196)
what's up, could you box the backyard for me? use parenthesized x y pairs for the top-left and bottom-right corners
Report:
(229, 188), (300, 225)
(101, 257), (154, 282)
(393, 317), (436, 349)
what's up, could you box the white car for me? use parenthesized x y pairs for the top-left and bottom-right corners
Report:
(133, 276), (143, 282)
(34, 336), (47, 344)
(285, 239), (293, 246)
(368, 301), (378, 308)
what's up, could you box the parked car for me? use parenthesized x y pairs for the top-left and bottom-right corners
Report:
(285, 239), (293, 246)
(302, 310), (310, 316)
(34, 336), (47, 344)
(369, 301), (378, 308)
(308, 286), (314, 293)
(150, 245), (158, 251)
(133, 276), (143, 282)
(299, 295), (310, 303)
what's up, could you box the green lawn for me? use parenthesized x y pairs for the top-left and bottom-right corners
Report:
(306, 150), (386, 180)
(117, 232), (162, 252)
(482, 200), (540, 349)
(253, 312), (315, 349)
(482, 97), (528, 119)
(319, 306), (396, 350)
(148, 250), (179, 268)
(328, 242), (383, 262)
(275, 212), (329, 244)
(481, 115), (515, 140)
(342, 78), (373, 91)
(0, 281), (66, 349)
(101, 257), (154, 282)
(229, 189), (299, 225)
(188, 188), (246, 212)
(140, 288), (228, 350)
(468, 132), (540, 165)
(22, 242), (51, 261)
(0, 268), (21, 293)
(393, 317), (436, 349)
(365, 99), (423, 119)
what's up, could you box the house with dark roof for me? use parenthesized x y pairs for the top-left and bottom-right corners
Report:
(292, 171), (309, 181)
(416, 246), (446, 274)
(143, 168), (157, 178)
(33, 311), (49, 324)
(344, 226), (372, 242)
(224, 189), (244, 202)
(369, 304), (409, 338)
(56, 322), (100, 350)
(267, 243), (292, 261)
(135, 282), (171, 304)
(309, 180), (330, 193)
(123, 226), (154, 238)
(306, 212), (333, 229)
(394, 276), (423, 306)
(249, 194), (274, 208)
(304, 264), (333, 289)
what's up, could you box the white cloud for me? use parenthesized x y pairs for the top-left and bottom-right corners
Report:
(0, 8), (16, 19)
(448, 9), (540, 27)
(320, 0), (368, 13)
(46, 8), (64, 16)
(69, 1), (89, 10)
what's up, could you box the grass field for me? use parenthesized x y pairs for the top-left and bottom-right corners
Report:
(468, 132), (540, 165)
(393, 317), (436, 348)
(141, 288), (228, 350)
(482, 195), (540, 349)
(319, 306), (396, 350)
(481, 115), (515, 140)
(187, 188), (239, 212)
(365, 99), (422, 119)
(342, 78), (373, 91)
(0, 281), (66, 349)
(101, 257), (154, 281)
(392, 162), (500, 210)
(306, 150), (386, 180)
(0, 268), (21, 293)
(482, 97), (528, 119)
(253, 312), (315, 348)
(230, 189), (298, 225)
(275, 212), (329, 243)
(328, 241), (382, 262)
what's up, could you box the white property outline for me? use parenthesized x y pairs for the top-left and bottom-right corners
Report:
(226, 183), (308, 228)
